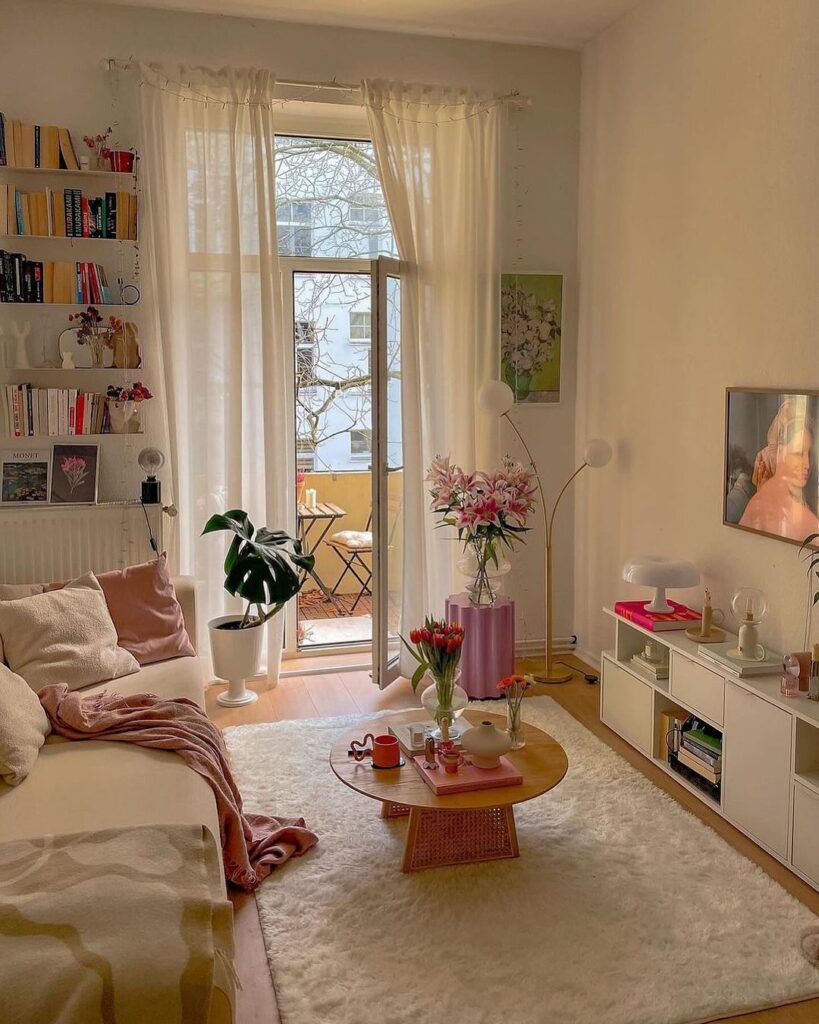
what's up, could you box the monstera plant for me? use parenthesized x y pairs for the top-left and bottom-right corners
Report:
(203, 509), (315, 706)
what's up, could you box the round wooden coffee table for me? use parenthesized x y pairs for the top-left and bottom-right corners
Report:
(329, 708), (568, 872)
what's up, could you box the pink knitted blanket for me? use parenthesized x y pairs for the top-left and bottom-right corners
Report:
(39, 684), (318, 892)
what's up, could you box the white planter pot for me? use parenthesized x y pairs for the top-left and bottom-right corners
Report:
(208, 614), (264, 707)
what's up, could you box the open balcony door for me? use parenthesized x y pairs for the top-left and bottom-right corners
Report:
(372, 257), (403, 689)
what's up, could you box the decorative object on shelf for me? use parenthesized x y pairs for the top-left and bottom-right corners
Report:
(724, 388), (819, 549)
(781, 655), (802, 698)
(685, 587), (727, 642)
(48, 443), (99, 505)
(61, 348), (75, 370)
(426, 452), (536, 607)
(106, 381), (152, 434)
(401, 617), (468, 739)
(500, 273), (563, 403)
(138, 447), (164, 504)
(480, 378), (612, 683)
(202, 509), (315, 706)
(9, 321), (31, 370)
(729, 587), (768, 661)
(437, 741), (465, 774)
(67, 307), (123, 368)
(423, 735), (438, 770)
(110, 321), (141, 369)
(461, 719), (513, 769)
(498, 673), (532, 749)
(622, 555), (700, 614)
(107, 150), (137, 174)
(810, 644), (819, 702)
(444, 593), (515, 699)
(82, 127), (113, 170)
(0, 448), (50, 503)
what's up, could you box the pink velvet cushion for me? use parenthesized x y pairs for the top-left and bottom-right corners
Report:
(96, 555), (195, 666)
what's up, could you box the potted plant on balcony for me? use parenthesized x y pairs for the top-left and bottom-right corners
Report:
(203, 509), (315, 706)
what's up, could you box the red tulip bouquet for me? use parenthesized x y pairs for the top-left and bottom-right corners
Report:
(402, 617), (466, 732)
(498, 673), (532, 749)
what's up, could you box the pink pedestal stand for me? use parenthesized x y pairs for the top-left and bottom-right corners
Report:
(444, 593), (515, 700)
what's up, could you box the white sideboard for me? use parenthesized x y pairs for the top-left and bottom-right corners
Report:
(600, 607), (819, 892)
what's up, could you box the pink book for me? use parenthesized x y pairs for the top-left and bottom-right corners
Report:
(614, 599), (700, 632)
(412, 755), (523, 795)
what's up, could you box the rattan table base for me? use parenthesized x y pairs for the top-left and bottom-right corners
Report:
(384, 803), (520, 872)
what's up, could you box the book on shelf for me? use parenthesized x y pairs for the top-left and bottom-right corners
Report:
(680, 735), (722, 770)
(676, 746), (721, 785)
(696, 641), (781, 677)
(614, 599), (701, 631)
(2, 384), (110, 437)
(0, 250), (116, 303)
(630, 650), (669, 680)
(0, 184), (137, 239)
(0, 114), (78, 170)
(411, 754), (523, 796)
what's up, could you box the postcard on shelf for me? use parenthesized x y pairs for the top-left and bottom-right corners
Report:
(614, 599), (700, 631)
(0, 448), (50, 503)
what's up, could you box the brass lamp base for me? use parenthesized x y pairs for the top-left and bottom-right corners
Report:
(533, 666), (574, 685)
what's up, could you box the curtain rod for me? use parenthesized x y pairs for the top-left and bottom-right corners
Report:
(101, 58), (530, 107)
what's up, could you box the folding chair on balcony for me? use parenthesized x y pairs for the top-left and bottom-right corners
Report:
(325, 497), (402, 615)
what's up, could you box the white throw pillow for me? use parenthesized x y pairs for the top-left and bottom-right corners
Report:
(0, 662), (51, 786)
(0, 572), (139, 692)
(0, 584), (45, 665)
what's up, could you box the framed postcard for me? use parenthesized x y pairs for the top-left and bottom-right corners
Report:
(724, 388), (819, 549)
(0, 449), (50, 504)
(49, 444), (99, 505)
(500, 273), (563, 404)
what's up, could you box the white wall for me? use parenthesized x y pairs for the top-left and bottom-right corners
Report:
(0, 0), (580, 640)
(576, 0), (819, 657)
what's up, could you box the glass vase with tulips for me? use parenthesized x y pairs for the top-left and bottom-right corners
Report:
(402, 617), (468, 738)
(498, 674), (532, 749)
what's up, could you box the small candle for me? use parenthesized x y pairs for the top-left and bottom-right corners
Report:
(701, 587), (713, 637)
(745, 595), (754, 620)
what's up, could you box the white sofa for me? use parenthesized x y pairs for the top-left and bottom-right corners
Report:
(0, 577), (233, 1024)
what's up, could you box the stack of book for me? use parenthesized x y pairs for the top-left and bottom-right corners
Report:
(630, 650), (669, 681)
(672, 723), (722, 789)
(0, 185), (137, 240)
(0, 252), (115, 303)
(2, 385), (110, 437)
(697, 641), (781, 678)
(0, 114), (79, 170)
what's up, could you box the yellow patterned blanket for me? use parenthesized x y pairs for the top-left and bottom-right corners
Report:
(0, 824), (234, 1024)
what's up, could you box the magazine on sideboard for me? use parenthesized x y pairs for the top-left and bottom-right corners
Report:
(614, 599), (700, 632)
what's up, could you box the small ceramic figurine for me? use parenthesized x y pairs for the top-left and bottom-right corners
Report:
(423, 736), (438, 770)
(9, 320), (31, 369)
(61, 349), (76, 370)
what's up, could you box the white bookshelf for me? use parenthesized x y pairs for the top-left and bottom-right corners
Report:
(601, 606), (819, 892)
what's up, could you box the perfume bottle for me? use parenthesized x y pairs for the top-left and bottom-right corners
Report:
(809, 644), (819, 702)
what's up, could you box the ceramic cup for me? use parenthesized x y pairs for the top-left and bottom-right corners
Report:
(437, 741), (465, 774)
(350, 732), (401, 769)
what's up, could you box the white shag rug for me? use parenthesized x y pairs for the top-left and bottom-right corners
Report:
(225, 697), (819, 1024)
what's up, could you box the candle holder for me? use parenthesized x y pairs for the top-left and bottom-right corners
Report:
(685, 586), (726, 643)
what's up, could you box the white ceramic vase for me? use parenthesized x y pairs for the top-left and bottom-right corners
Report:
(208, 614), (264, 706)
(108, 399), (142, 434)
(461, 719), (512, 769)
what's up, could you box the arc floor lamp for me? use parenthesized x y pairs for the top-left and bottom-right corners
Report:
(479, 380), (612, 684)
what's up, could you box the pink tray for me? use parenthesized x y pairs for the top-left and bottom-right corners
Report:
(412, 755), (523, 796)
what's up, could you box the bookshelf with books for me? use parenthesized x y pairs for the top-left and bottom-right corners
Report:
(601, 605), (819, 894)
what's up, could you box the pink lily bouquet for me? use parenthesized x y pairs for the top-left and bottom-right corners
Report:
(426, 454), (537, 605)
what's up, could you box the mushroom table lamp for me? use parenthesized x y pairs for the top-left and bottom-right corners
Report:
(622, 556), (700, 614)
(479, 380), (612, 684)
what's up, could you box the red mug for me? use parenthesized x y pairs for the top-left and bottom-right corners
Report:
(350, 733), (401, 769)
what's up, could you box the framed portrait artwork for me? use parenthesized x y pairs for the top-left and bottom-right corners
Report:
(500, 273), (563, 404)
(723, 388), (819, 549)
(49, 444), (99, 505)
(0, 449), (50, 504)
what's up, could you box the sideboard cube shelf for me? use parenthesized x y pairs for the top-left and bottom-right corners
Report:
(601, 606), (819, 892)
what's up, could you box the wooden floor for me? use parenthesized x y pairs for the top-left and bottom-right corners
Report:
(207, 655), (819, 1024)
(298, 591), (373, 619)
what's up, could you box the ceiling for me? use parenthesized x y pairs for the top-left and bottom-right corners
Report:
(94, 0), (642, 48)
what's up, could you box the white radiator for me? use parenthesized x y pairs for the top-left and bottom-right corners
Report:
(0, 503), (163, 584)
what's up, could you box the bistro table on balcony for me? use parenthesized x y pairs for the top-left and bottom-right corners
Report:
(297, 501), (347, 610)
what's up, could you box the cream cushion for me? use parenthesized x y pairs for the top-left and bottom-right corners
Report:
(0, 572), (138, 692)
(0, 663), (50, 786)
(327, 529), (373, 551)
(0, 584), (45, 665)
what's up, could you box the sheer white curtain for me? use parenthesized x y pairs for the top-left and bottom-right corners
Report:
(362, 81), (501, 649)
(136, 65), (290, 678)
